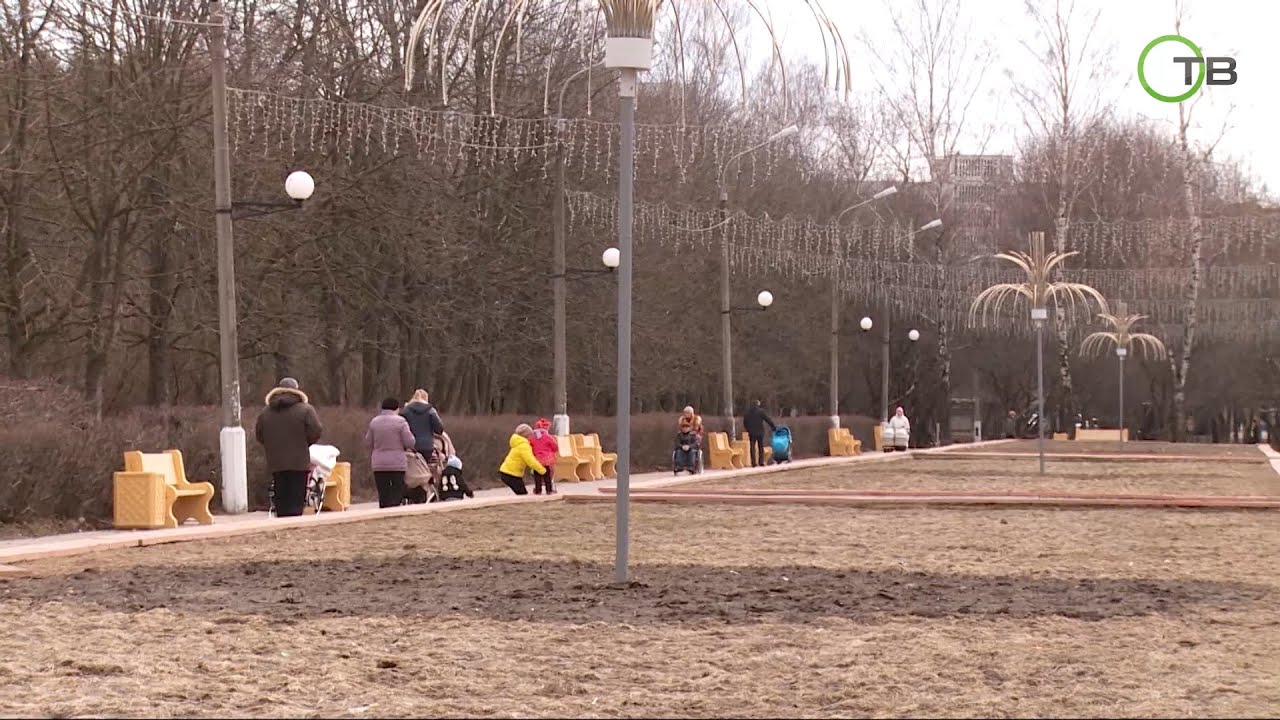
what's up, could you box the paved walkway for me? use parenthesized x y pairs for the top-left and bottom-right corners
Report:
(1258, 443), (1280, 477)
(0, 442), (1011, 567)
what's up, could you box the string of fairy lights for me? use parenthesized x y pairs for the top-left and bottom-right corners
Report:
(226, 88), (792, 186)
(226, 88), (1280, 342)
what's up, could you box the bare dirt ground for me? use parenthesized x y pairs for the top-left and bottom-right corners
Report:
(692, 453), (1279, 497)
(950, 439), (1267, 458)
(1, 457), (1277, 718)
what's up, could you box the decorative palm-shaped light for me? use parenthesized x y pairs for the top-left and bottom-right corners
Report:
(1080, 301), (1167, 443)
(969, 231), (1107, 475)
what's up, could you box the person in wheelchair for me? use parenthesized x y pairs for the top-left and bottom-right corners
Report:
(672, 428), (701, 475)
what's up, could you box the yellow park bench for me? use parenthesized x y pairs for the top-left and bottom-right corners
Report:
(707, 432), (744, 470)
(319, 462), (352, 513)
(732, 432), (773, 464)
(827, 427), (860, 456)
(569, 433), (603, 481)
(113, 450), (215, 529)
(553, 436), (593, 482)
(581, 433), (618, 479)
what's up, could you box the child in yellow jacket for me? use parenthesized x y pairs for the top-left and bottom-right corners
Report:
(498, 423), (547, 495)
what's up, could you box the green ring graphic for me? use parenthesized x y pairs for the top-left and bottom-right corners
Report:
(1138, 34), (1205, 103)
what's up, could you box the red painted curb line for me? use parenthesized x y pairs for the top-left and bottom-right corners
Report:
(600, 487), (1280, 502)
(566, 492), (1280, 510)
(922, 451), (1264, 464)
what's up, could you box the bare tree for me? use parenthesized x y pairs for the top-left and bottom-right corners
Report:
(1011, 0), (1111, 431)
(1167, 0), (1231, 440)
(865, 0), (995, 442)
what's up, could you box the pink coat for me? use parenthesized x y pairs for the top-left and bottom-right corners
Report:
(528, 429), (559, 467)
(364, 410), (416, 471)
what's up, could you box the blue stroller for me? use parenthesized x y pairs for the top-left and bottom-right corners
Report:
(770, 426), (793, 463)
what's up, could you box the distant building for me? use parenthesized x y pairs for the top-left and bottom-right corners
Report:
(939, 154), (1014, 255)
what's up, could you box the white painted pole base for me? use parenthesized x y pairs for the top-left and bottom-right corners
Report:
(552, 414), (570, 437)
(828, 415), (841, 428)
(219, 426), (249, 514)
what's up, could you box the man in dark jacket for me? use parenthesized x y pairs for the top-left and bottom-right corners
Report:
(743, 399), (776, 468)
(254, 377), (323, 517)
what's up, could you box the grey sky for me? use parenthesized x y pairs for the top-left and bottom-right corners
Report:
(765, 0), (1273, 195)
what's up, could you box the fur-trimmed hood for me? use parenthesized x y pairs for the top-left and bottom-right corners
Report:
(265, 386), (309, 408)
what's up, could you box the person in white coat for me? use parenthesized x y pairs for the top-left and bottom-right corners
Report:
(886, 406), (911, 451)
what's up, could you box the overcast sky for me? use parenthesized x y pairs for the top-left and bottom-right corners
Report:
(761, 0), (1275, 195)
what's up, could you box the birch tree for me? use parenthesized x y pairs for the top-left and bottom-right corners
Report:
(1012, 0), (1110, 431)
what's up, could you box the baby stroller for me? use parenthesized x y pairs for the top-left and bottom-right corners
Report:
(297, 444), (340, 515)
(770, 427), (793, 463)
(672, 430), (701, 475)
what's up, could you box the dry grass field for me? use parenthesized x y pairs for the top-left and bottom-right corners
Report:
(0, 449), (1277, 718)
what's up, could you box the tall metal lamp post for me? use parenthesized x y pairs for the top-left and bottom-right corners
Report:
(601, 8), (659, 586)
(210, 0), (315, 513)
(551, 62), (604, 438)
(718, 125), (799, 437)
(840, 219), (940, 433)
(828, 186), (897, 428)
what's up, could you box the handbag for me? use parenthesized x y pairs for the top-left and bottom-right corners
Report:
(405, 451), (432, 489)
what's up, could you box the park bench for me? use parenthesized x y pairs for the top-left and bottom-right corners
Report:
(553, 436), (593, 482)
(569, 433), (605, 481)
(585, 433), (618, 479)
(827, 427), (860, 456)
(1074, 428), (1128, 442)
(320, 462), (352, 512)
(733, 432), (773, 464)
(707, 432), (744, 470)
(112, 450), (215, 529)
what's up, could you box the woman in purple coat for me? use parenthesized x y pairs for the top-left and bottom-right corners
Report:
(364, 397), (417, 508)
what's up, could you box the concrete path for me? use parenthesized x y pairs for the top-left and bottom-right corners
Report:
(1258, 443), (1280, 477)
(0, 439), (1012, 566)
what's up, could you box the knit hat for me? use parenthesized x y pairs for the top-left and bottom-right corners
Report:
(535, 417), (551, 430)
(279, 377), (299, 389)
(446, 455), (462, 470)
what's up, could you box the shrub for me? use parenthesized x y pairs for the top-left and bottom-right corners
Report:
(0, 406), (877, 526)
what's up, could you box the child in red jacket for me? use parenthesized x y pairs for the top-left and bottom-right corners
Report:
(529, 417), (559, 494)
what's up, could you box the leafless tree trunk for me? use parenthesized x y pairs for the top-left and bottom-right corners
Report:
(1013, 0), (1109, 431)
(867, 0), (994, 444)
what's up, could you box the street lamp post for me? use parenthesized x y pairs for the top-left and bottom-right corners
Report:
(1117, 346), (1128, 443)
(829, 186), (897, 428)
(210, 0), (314, 513)
(718, 125), (798, 437)
(552, 63), (604, 438)
(603, 24), (656, 587)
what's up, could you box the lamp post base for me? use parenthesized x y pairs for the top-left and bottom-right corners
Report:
(828, 415), (841, 429)
(552, 414), (570, 437)
(219, 426), (248, 514)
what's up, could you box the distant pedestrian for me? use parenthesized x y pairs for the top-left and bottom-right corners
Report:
(498, 423), (547, 495)
(254, 377), (323, 517)
(887, 406), (911, 452)
(365, 397), (417, 508)
(743, 399), (777, 468)
(402, 389), (445, 460)
(1003, 410), (1018, 439)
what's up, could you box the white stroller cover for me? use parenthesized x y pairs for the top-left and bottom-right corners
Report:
(308, 444), (341, 479)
